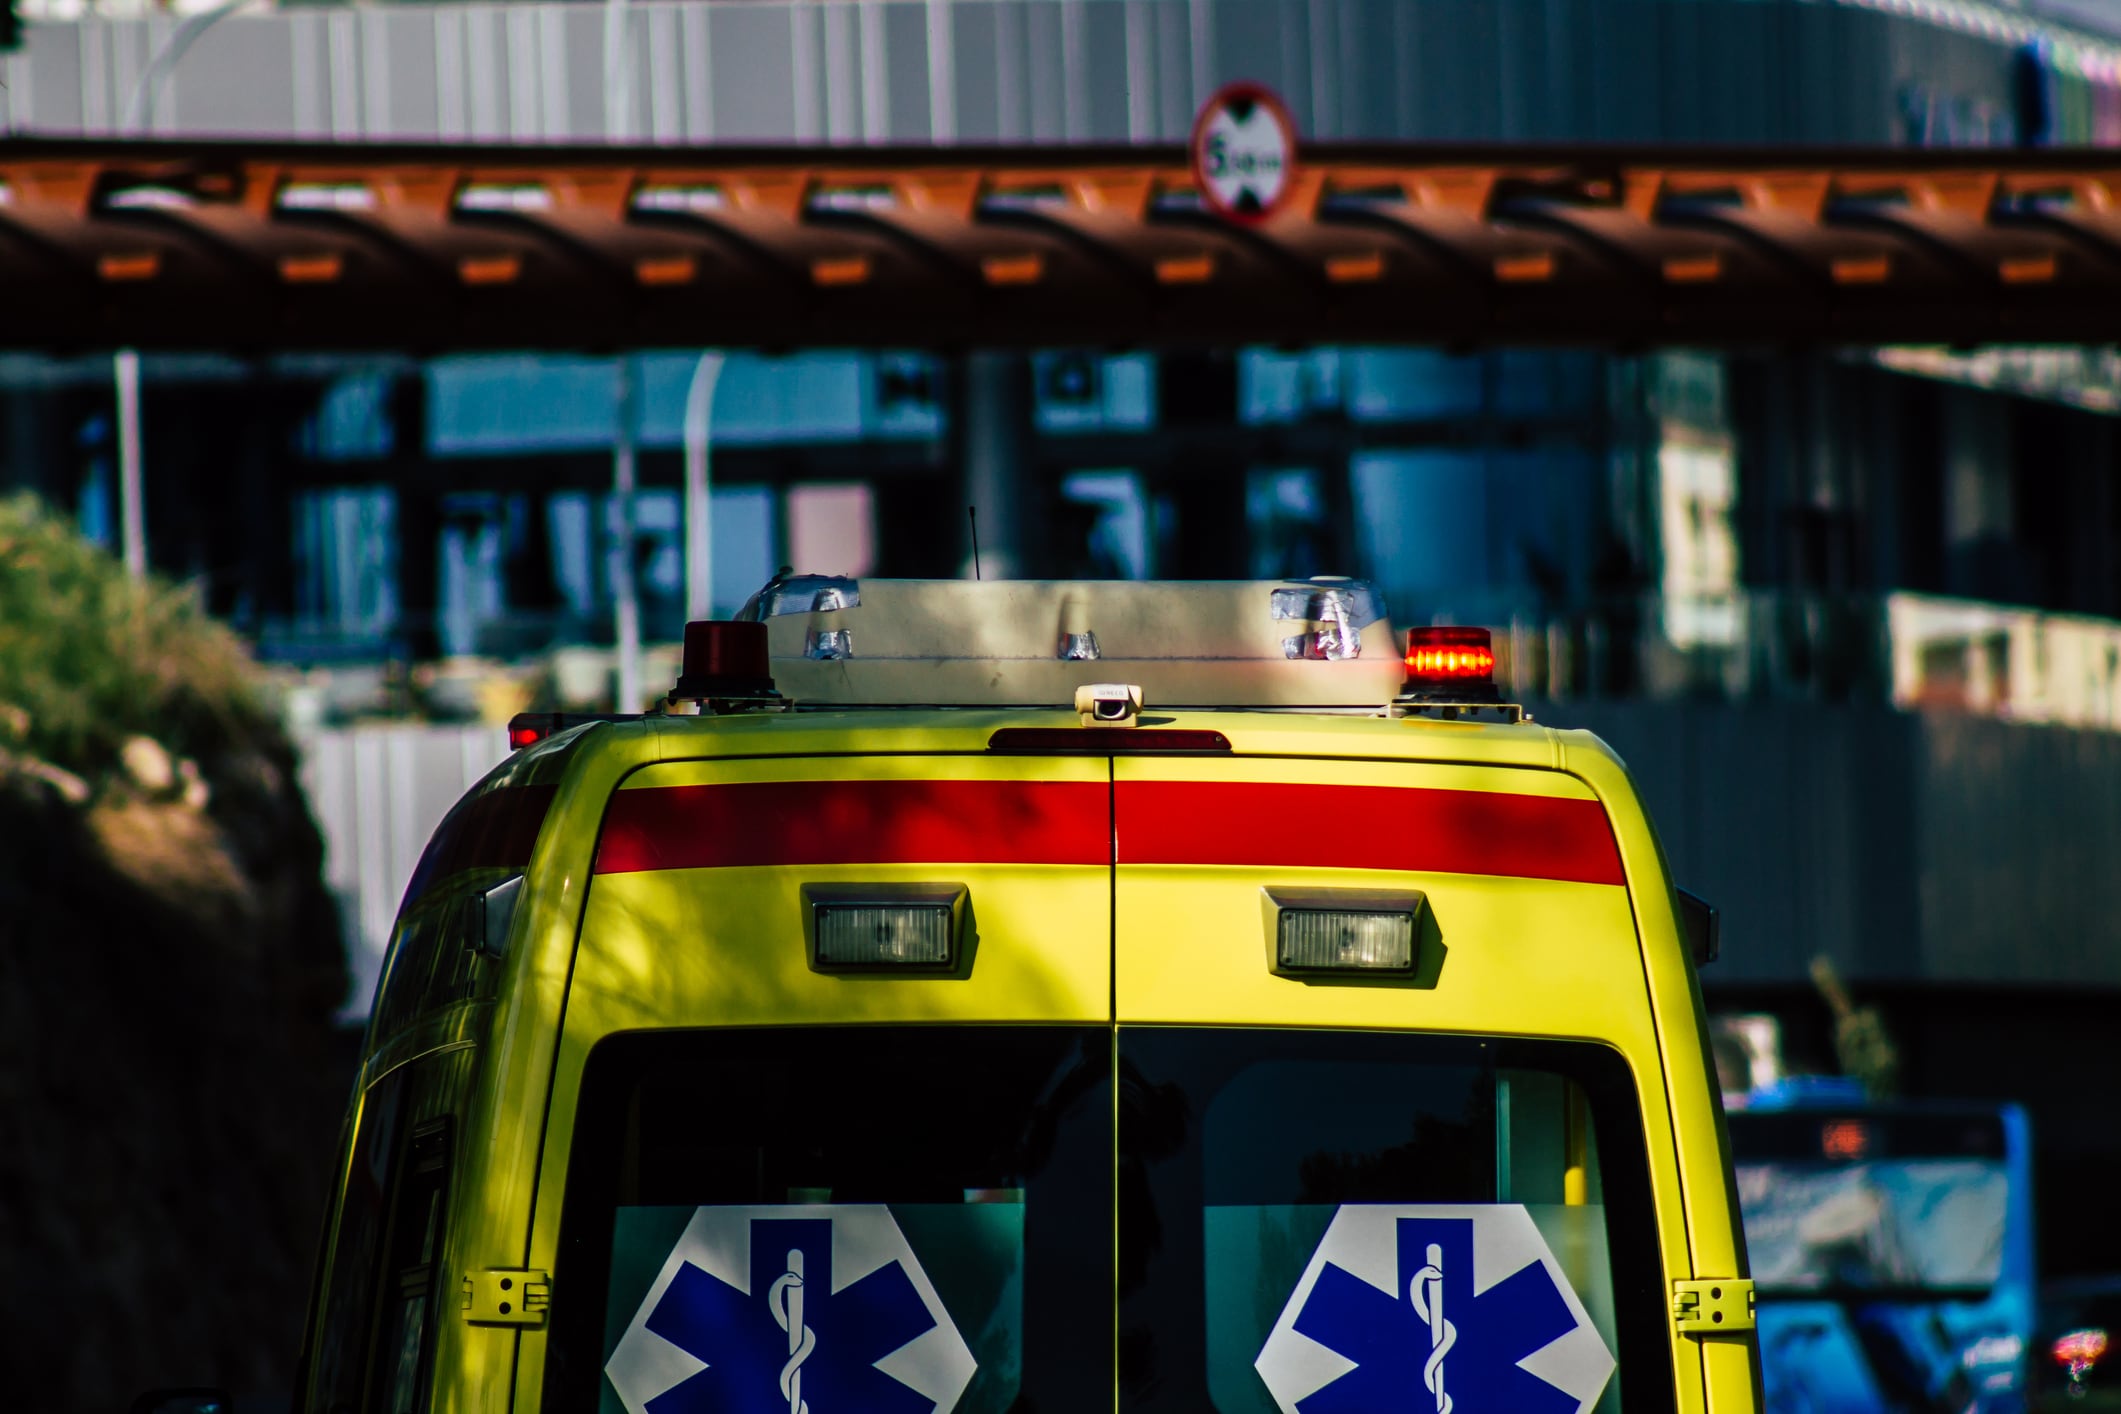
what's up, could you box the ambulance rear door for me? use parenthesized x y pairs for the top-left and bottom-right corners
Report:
(1110, 751), (1701, 1414)
(530, 749), (1120, 1414)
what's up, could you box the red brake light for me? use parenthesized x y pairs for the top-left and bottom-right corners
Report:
(506, 710), (641, 750)
(1821, 1118), (1871, 1161)
(508, 712), (563, 751)
(2054, 1329), (2109, 1368)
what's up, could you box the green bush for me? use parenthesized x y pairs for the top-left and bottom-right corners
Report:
(0, 493), (268, 777)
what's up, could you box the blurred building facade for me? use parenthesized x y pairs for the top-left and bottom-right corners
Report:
(6, 0), (2121, 147)
(5, 0), (2121, 1253)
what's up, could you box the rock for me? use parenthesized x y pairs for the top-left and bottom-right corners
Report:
(0, 747), (90, 807)
(177, 758), (211, 811)
(0, 493), (355, 1414)
(120, 734), (177, 795)
(87, 798), (257, 950)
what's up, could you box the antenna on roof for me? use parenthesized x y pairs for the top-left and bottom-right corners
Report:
(968, 506), (983, 581)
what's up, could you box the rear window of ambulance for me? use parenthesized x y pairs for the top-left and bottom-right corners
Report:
(545, 1028), (1673, 1414)
(397, 724), (585, 910)
(366, 723), (592, 1043)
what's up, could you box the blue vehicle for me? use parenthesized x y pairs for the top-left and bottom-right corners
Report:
(1727, 1084), (2036, 1414)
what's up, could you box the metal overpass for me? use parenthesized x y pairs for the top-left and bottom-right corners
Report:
(9, 138), (2121, 349)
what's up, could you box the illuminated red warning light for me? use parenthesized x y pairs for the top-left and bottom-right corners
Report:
(508, 712), (567, 750)
(2053, 1328), (2109, 1369)
(1821, 1118), (1872, 1161)
(1405, 627), (1497, 681)
(506, 711), (641, 751)
(1400, 626), (1503, 704)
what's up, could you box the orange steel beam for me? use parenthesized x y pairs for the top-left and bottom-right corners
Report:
(3, 138), (2121, 350)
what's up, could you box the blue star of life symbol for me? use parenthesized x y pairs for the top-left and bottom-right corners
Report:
(642, 1217), (944, 1414)
(1288, 1217), (1585, 1414)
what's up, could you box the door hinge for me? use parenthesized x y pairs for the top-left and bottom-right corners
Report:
(1672, 1277), (1755, 1335)
(462, 1269), (550, 1328)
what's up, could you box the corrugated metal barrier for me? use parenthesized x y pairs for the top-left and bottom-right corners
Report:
(293, 721), (508, 1018)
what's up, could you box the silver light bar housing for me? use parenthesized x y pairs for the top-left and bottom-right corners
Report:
(740, 571), (861, 622)
(760, 578), (1404, 706)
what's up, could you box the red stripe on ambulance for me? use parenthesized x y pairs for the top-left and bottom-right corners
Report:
(593, 779), (1112, 873)
(1115, 780), (1625, 885)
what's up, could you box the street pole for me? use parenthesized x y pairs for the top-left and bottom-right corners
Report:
(114, 350), (146, 578)
(115, 0), (267, 583)
(682, 352), (724, 621)
(123, 0), (257, 134)
(609, 356), (642, 712)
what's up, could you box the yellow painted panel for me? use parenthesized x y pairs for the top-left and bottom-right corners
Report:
(569, 862), (1111, 1030)
(1559, 733), (1761, 1411)
(571, 749), (1112, 1028)
(615, 746), (1109, 789)
(1706, 1337), (1767, 1412)
(1116, 867), (1633, 1032)
(1116, 865), (1707, 1412)
(634, 704), (1576, 775)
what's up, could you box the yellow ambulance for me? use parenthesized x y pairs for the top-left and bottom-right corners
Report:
(290, 576), (1758, 1414)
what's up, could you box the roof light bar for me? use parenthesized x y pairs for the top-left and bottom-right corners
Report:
(738, 572), (859, 621)
(1272, 578), (1382, 662)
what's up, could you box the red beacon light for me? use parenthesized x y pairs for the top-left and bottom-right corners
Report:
(1395, 625), (1523, 723)
(505, 621), (783, 752)
(1399, 625), (1504, 705)
(669, 619), (781, 707)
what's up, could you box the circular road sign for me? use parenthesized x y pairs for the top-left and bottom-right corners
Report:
(1190, 81), (1298, 223)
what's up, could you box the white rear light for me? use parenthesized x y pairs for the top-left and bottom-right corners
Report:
(1265, 888), (1426, 975)
(805, 884), (965, 971)
(1278, 910), (1415, 971)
